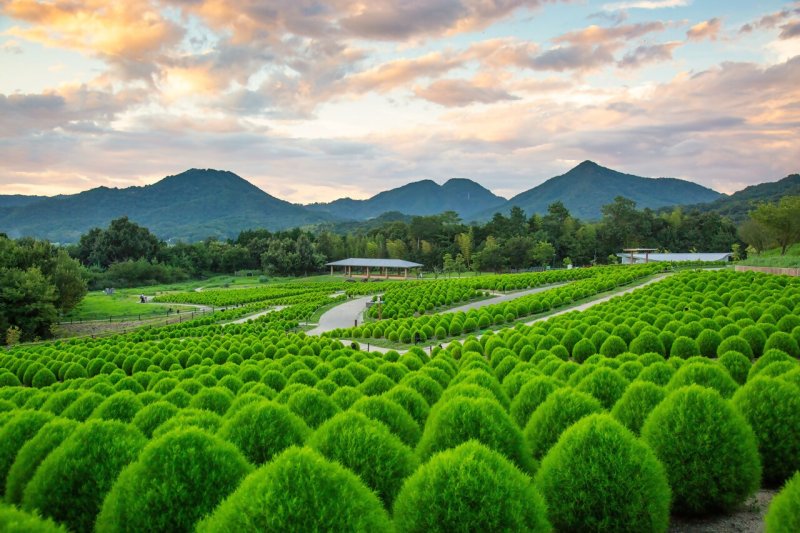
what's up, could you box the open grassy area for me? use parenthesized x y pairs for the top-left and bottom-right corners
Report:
(739, 243), (800, 268)
(62, 292), (196, 322)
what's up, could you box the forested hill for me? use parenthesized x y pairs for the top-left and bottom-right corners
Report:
(0, 194), (49, 208)
(306, 178), (506, 220)
(665, 173), (800, 223)
(0, 169), (332, 243)
(476, 161), (722, 221)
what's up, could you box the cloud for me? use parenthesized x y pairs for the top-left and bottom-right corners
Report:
(343, 51), (464, 94)
(618, 42), (681, 68)
(686, 18), (722, 41)
(739, 7), (800, 35)
(1, 39), (23, 54)
(2, 0), (184, 61)
(602, 0), (689, 11)
(414, 79), (519, 106)
(780, 20), (800, 39)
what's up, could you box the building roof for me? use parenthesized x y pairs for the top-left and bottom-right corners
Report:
(617, 252), (732, 262)
(326, 258), (424, 268)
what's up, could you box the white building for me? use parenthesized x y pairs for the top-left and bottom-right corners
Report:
(617, 252), (732, 264)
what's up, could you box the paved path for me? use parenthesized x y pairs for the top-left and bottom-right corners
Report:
(445, 283), (567, 314)
(306, 296), (375, 336)
(223, 306), (287, 326)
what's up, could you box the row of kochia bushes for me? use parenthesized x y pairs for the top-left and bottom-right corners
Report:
(365, 268), (598, 320)
(0, 329), (799, 532)
(330, 263), (664, 342)
(152, 280), (350, 307)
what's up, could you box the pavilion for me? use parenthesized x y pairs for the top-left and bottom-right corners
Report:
(618, 251), (732, 264)
(326, 258), (423, 279)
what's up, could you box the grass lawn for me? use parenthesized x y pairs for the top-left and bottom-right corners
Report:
(738, 243), (800, 268)
(63, 292), (195, 322)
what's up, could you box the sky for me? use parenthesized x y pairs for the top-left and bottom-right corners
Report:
(0, 0), (798, 203)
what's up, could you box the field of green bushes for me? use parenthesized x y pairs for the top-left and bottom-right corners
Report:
(1, 267), (799, 531)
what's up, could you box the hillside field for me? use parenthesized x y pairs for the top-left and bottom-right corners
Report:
(1, 265), (799, 531)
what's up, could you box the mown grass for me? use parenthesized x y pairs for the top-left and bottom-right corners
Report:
(739, 243), (800, 268)
(63, 293), (196, 322)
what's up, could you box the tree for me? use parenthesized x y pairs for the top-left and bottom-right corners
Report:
(749, 196), (800, 255)
(0, 267), (58, 341)
(530, 241), (555, 267)
(442, 253), (455, 277)
(52, 249), (88, 313)
(503, 236), (534, 270)
(473, 236), (506, 273)
(455, 231), (473, 268)
(454, 254), (466, 276)
(738, 219), (772, 255)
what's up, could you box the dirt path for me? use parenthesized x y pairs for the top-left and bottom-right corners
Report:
(669, 490), (775, 533)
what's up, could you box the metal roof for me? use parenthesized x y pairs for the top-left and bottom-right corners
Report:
(326, 258), (423, 268)
(617, 252), (732, 262)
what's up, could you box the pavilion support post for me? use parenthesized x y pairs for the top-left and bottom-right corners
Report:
(330, 266), (333, 276)
(367, 267), (370, 279)
(404, 268), (408, 279)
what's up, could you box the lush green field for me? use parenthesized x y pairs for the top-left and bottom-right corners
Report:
(740, 244), (800, 268)
(1, 267), (799, 531)
(62, 293), (198, 322)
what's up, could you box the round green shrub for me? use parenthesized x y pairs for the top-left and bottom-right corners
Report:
(765, 471), (800, 533)
(189, 386), (233, 416)
(740, 325), (767, 358)
(0, 411), (54, 495)
(718, 351), (751, 385)
(196, 447), (391, 532)
(611, 381), (667, 435)
(571, 338), (596, 363)
(400, 373), (443, 406)
(629, 332), (666, 356)
(23, 420), (146, 532)
(218, 400), (310, 465)
(764, 331), (800, 358)
(636, 362), (675, 386)
(330, 386), (363, 410)
(696, 329), (723, 358)
(383, 386), (429, 428)
(509, 376), (562, 428)
(96, 427), (252, 533)
(60, 392), (105, 421)
(524, 388), (603, 460)
(449, 370), (510, 409)
(309, 411), (417, 507)
(666, 362), (738, 398)
(394, 441), (550, 532)
(641, 385), (761, 515)
(5, 418), (78, 504)
(285, 388), (340, 429)
(418, 396), (536, 473)
(599, 335), (627, 357)
(536, 414), (670, 532)
(749, 349), (796, 380)
(0, 503), (65, 532)
(89, 391), (144, 423)
(152, 409), (222, 439)
(31, 368), (57, 389)
(575, 367), (630, 409)
(732, 376), (800, 485)
(670, 336), (700, 358)
(717, 335), (754, 359)
(350, 396), (420, 447)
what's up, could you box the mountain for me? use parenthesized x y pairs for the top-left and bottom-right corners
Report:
(474, 161), (722, 221)
(666, 173), (800, 223)
(307, 178), (506, 220)
(0, 169), (332, 242)
(0, 195), (48, 209)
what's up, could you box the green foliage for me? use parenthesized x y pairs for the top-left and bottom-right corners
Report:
(418, 396), (536, 473)
(765, 471), (800, 533)
(575, 367), (629, 409)
(96, 428), (252, 533)
(536, 414), (670, 532)
(285, 388), (340, 429)
(5, 419), (78, 504)
(196, 447), (391, 532)
(394, 441), (551, 532)
(350, 396), (420, 447)
(0, 503), (65, 533)
(0, 411), (54, 496)
(718, 351), (751, 385)
(131, 401), (179, 438)
(732, 377), (800, 485)
(666, 362), (739, 398)
(764, 331), (800, 358)
(509, 376), (561, 428)
(309, 411), (418, 507)
(642, 385), (761, 515)
(218, 400), (310, 465)
(524, 388), (603, 460)
(23, 420), (146, 532)
(611, 381), (666, 435)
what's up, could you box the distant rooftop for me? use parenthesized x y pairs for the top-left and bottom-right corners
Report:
(326, 258), (423, 268)
(617, 252), (731, 262)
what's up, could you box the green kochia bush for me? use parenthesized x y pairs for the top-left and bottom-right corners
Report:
(417, 396), (536, 474)
(152, 409), (222, 438)
(197, 447), (391, 532)
(0, 410), (54, 496)
(732, 377), (800, 485)
(611, 381), (666, 435)
(96, 428), (252, 533)
(309, 411), (418, 507)
(575, 367), (629, 409)
(718, 351), (751, 385)
(5, 418), (78, 504)
(23, 420), (147, 532)
(351, 396), (420, 447)
(524, 388), (603, 460)
(509, 376), (561, 428)
(0, 503), (65, 533)
(393, 441), (551, 533)
(666, 362), (738, 398)
(217, 400), (310, 465)
(536, 414), (670, 532)
(766, 471), (800, 533)
(131, 401), (179, 438)
(642, 385), (761, 515)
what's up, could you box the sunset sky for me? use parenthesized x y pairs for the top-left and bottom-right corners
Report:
(1, 0), (798, 203)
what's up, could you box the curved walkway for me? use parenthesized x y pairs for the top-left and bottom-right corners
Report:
(445, 283), (566, 314)
(306, 295), (375, 336)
